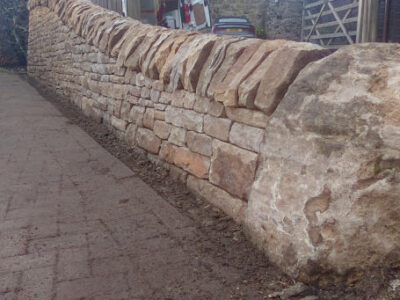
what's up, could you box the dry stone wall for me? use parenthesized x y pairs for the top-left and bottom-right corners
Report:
(28, 0), (400, 280)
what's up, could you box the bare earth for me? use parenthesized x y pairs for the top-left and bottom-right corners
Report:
(0, 71), (398, 299)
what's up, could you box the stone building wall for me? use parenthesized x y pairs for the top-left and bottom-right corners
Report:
(209, 0), (303, 41)
(27, 0), (400, 280)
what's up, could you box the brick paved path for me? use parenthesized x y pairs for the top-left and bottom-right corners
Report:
(0, 73), (254, 299)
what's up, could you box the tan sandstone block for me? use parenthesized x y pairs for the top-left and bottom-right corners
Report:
(110, 116), (127, 132)
(154, 121), (171, 139)
(196, 36), (239, 97)
(207, 39), (261, 99)
(148, 30), (191, 79)
(129, 106), (145, 126)
(159, 35), (197, 84)
(225, 107), (269, 129)
(210, 140), (258, 199)
(204, 115), (231, 141)
(214, 40), (286, 107)
(187, 131), (212, 157)
(120, 101), (132, 121)
(136, 128), (161, 154)
(181, 35), (219, 92)
(254, 42), (330, 114)
(159, 143), (210, 179)
(124, 28), (166, 72)
(229, 123), (264, 153)
(168, 127), (187, 147)
(187, 176), (246, 223)
(174, 147), (210, 179)
(125, 123), (137, 147)
(143, 108), (155, 129)
(165, 107), (203, 132)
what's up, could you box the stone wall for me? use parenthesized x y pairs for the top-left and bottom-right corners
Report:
(27, 0), (400, 280)
(209, 0), (303, 41)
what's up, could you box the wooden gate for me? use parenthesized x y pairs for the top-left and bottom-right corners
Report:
(302, 0), (360, 48)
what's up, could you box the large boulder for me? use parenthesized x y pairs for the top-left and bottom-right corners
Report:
(245, 43), (400, 280)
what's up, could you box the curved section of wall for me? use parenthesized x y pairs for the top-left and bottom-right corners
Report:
(27, 0), (400, 280)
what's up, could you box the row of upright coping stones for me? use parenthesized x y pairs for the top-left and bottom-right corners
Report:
(27, 0), (330, 117)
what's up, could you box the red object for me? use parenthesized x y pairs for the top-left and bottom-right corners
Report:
(184, 4), (190, 22)
(249, 26), (255, 33)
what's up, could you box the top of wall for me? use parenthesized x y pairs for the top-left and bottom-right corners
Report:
(28, 0), (330, 117)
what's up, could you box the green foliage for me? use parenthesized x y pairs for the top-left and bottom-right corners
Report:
(255, 26), (266, 39)
(0, 0), (29, 66)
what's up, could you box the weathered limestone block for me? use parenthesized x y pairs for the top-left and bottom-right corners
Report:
(165, 106), (203, 132)
(207, 39), (261, 99)
(187, 131), (212, 157)
(229, 123), (264, 153)
(187, 176), (246, 223)
(253, 42), (330, 114)
(210, 140), (258, 199)
(136, 127), (161, 154)
(246, 44), (400, 279)
(160, 143), (210, 179)
(225, 107), (269, 129)
(204, 115), (231, 141)
(215, 40), (286, 107)
(154, 120), (171, 140)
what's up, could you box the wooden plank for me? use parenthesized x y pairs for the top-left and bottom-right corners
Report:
(304, 2), (359, 20)
(326, 5), (354, 45)
(305, 9), (326, 45)
(304, 0), (334, 10)
(303, 17), (358, 30)
(309, 30), (357, 40)
(356, 0), (364, 42)
(328, 1), (355, 44)
(305, 3), (327, 41)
